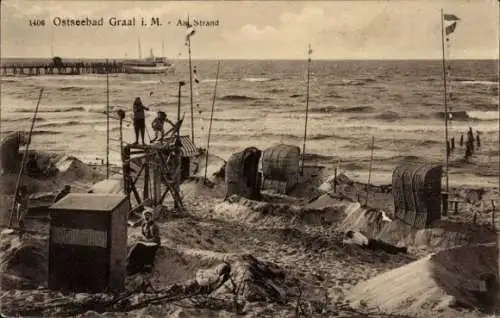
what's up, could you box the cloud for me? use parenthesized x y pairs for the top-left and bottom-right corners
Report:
(237, 24), (279, 41)
(223, 4), (389, 45)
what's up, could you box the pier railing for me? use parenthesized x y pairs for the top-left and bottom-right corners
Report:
(1, 61), (125, 76)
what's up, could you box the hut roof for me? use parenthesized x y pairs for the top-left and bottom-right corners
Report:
(161, 135), (198, 157)
(262, 144), (300, 159)
(228, 147), (261, 166)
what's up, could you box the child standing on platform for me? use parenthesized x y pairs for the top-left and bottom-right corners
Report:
(151, 111), (174, 142)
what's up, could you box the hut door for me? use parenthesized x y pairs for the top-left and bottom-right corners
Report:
(181, 157), (190, 180)
(243, 156), (256, 188)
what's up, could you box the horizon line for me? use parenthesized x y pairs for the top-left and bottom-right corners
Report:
(1, 57), (499, 61)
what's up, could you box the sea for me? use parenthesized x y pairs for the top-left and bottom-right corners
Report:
(1, 59), (499, 186)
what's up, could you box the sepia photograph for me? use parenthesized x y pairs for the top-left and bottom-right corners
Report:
(0, 0), (499, 316)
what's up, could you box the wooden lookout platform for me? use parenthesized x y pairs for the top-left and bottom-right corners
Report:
(121, 134), (201, 216)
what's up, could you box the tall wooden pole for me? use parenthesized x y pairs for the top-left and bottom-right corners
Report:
(301, 44), (312, 176)
(205, 61), (221, 183)
(440, 9), (450, 216)
(440, 9), (449, 194)
(106, 59), (110, 179)
(365, 136), (375, 206)
(9, 88), (44, 229)
(187, 15), (195, 144)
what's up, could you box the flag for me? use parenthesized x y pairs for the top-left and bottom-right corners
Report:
(193, 67), (200, 83)
(445, 22), (457, 35)
(185, 25), (196, 46)
(308, 44), (313, 55)
(444, 14), (460, 21)
(443, 13), (460, 35)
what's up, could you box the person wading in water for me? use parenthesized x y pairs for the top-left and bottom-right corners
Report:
(132, 97), (149, 145)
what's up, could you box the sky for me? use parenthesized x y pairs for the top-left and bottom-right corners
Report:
(1, 0), (499, 60)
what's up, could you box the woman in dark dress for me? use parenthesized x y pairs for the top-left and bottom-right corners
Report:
(132, 97), (149, 144)
(127, 209), (161, 275)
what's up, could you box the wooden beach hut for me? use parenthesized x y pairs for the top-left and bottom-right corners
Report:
(160, 135), (199, 181)
(392, 163), (442, 228)
(261, 144), (300, 194)
(225, 147), (262, 200)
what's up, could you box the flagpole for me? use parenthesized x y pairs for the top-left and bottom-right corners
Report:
(204, 61), (221, 183)
(301, 45), (311, 176)
(106, 59), (110, 179)
(138, 36), (142, 59)
(187, 15), (195, 145)
(9, 88), (44, 229)
(440, 9), (449, 195)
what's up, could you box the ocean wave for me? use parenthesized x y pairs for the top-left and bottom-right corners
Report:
(200, 78), (228, 83)
(16, 105), (107, 114)
(474, 104), (499, 111)
(455, 80), (499, 86)
(422, 77), (439, 82)
(37, 120), (82, 128)
(303, 153), (335, 161)
(59, 86), (86, 92)
(240, 77), (275, 82)
(335, 106), (376, 113)
(16, 106), (85, 113)
(213, 117), (259, 123)
(308, 133), (352, 141)
(374, 111), (401, 121)
(219, 94), (258, 101)
(2, 117), (45, 123)
(328, 78), (373, 87)
(290, 94), (302, 98)
(288, 105), (376, 114)
(417, 139), (441, 146)
(349, 111), (401, 122)
(31, 130), (62, 136)
(435, 110), (499, 121)
(326, 92), (342, 98)
(150, 101), (176, 108)
(267, 88), (286, 93)
(386, 155), (426, 162)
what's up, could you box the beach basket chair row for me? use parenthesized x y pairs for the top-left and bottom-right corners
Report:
(224, 144), (301, 199)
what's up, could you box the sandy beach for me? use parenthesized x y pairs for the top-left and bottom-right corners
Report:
(0, 148), (498, 318)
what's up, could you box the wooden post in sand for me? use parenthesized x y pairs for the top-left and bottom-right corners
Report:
(186, 14), (195, 145)
(491, 200), (496, 230)
(106, 59), (110, 179)
(300, 44), (313, 176)
(204, 61), (221, 183)
(365, 136), (375, 207)
(334, 167), (338, 193)
(440, 9), (449, 216)
(439, 10), (461, 217)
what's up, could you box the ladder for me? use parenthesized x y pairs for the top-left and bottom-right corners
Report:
(154, 148), (184, 210)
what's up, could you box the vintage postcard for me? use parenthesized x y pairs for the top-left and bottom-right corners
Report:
(0, 0), (499, 317)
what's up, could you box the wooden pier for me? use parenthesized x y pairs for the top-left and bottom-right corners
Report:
(1, 61), (125, 76)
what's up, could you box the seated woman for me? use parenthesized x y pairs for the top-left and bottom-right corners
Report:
(127, 209), (161, 275)
(343, 229), (407, 254)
